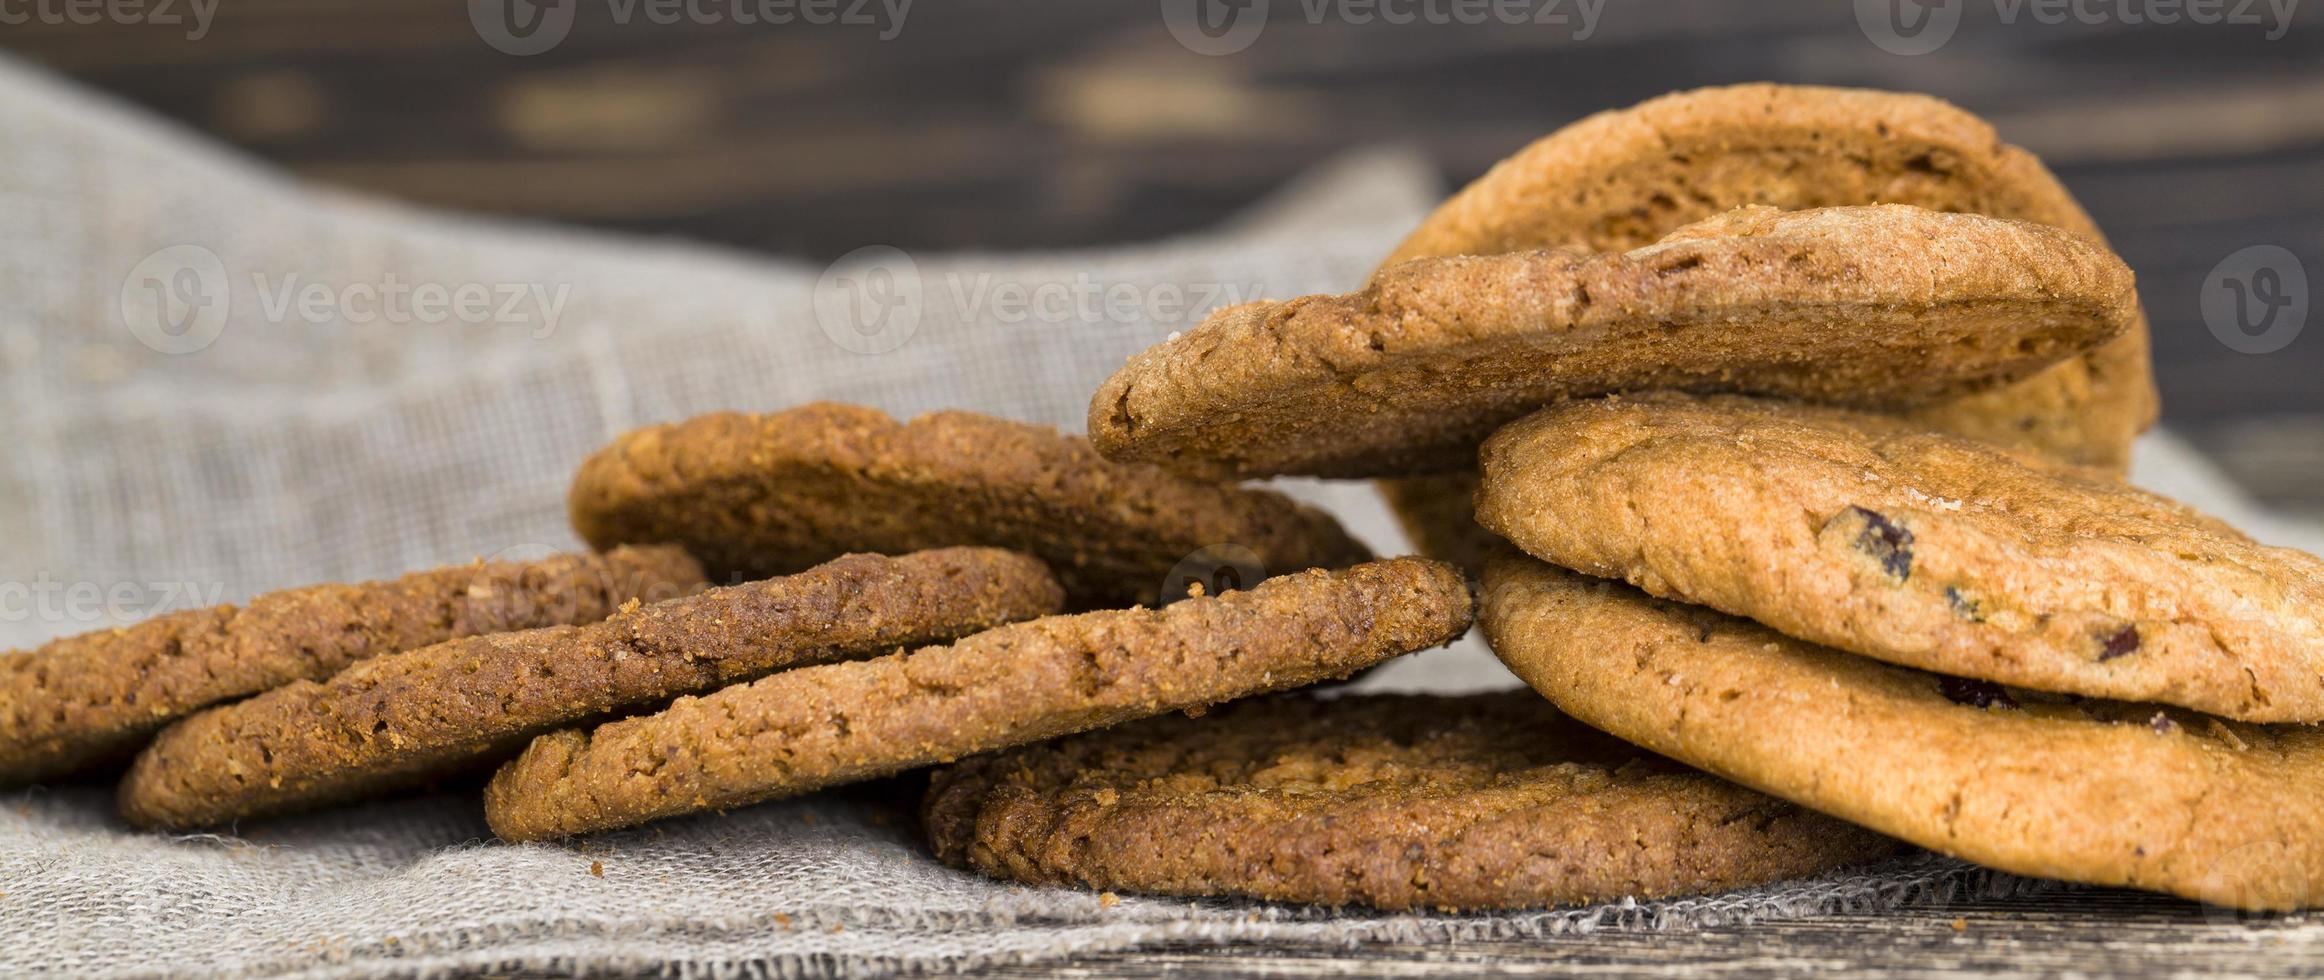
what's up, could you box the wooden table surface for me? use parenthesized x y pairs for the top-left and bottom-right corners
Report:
(8, 3), (2324, 975)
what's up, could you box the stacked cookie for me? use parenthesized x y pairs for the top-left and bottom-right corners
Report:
(13, 402), (1487, 859)
(11, 82), (2316, 918)
(1071, 83), (2324, 913)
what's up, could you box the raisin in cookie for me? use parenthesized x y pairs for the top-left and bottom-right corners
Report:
(1090, 205), (2135, 478)
(924, 691), (1900, 910)
(1477, 394), (2324, 722)
(1482, 554), (2324, 911)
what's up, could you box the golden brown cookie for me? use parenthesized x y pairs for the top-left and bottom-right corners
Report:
(1481, 553), (2324, 911)
(1384, 82), (2156, 470)
(569, 403), (1371, 608)
(0, 545), (705, 786)
(1476, 394), (2324, 722)
(923, 691), (1902, 911)
(1377, 82), (2160, 568)
(115, 548), (1062, 829)
(484, 557), (1473, 840)
(1090, 205), (2136, 478)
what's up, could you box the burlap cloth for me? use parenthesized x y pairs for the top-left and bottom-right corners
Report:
(6, 55), (2322, 977)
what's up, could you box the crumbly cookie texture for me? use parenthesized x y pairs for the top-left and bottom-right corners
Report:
(1480, 554), (2324, 911)
(923, 691), (1901, 911)
(1376, 82), (2162, 570)
(1383, 81), (2156, 470)
(117, 548), (1063, 829)
(484, 557), (1474, 841)
(569, 402), (1371, 608)
(0, 544), (706, 786)
(1477, 393), (2324, 721)
(1090, 204), (2135, 478)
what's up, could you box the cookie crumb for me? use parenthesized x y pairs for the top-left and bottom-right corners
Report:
(1950, 917), (1967, 932)
(1099, 892), (1121, 908)
(589, 860), (604, 877)
(773, 913), (793, 930)
(2207, 718), (2251, 752)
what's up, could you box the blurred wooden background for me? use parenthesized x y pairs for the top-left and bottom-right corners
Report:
(4, 0), (2321, 512)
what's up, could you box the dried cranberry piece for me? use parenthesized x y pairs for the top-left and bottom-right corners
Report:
(1837, 505), (1914, 581)
(2097, 624), (2140, 662)
(1937, 675), (2019, 710)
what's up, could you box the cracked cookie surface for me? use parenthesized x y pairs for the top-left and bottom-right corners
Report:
(484, 557), (1473, 840)
(1, 544), (706, 786)
(1477, 394), (2324, 721)
(1383, 82), (2156, 471)
(923, 691), (1899, 910)
(117, 548), (1063, 828)
(1376, 82), (2160, 572)
(569, 402), (1371, 608)
(1090, 205), (2135, 479)
(1480, 554), (2324, 911)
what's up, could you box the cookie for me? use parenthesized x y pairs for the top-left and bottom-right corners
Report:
(1480, 553), (2324, 911)
(1089, 204), (2136, 478)
(1383, 82), (2156, 470)
(923, 691), (1901, 911)
(117, 548), (1062, 829)
(1377, 82), (2160, 569)
(0, 545), (705, 786)
(1476, 393), (2324, 722)
(484, 557), (1472, 840)
(569, 403), (1371, 607)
